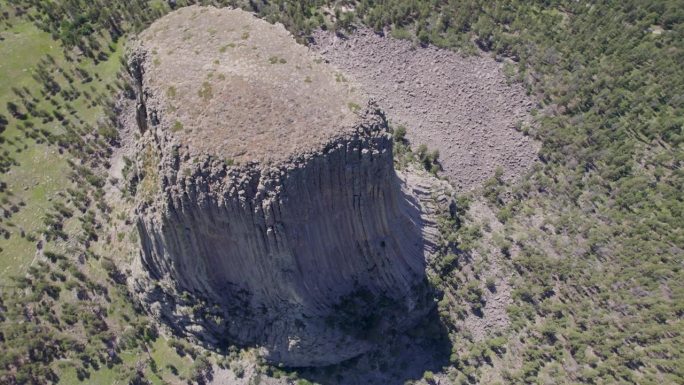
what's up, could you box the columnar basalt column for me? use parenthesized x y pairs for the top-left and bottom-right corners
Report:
(130, 5), (452, 366)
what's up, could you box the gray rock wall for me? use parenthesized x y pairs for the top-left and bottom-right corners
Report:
(128, 44), (450, 368)
(132, 102), (445, 366)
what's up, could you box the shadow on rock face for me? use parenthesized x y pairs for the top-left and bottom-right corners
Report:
(139, 167), (453, 365)
(135, 134), (445, 366)
(292, 307), (452, 385)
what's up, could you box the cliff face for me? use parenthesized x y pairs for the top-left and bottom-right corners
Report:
(128, 6), (453, 367)
(135, 107), (441, 366)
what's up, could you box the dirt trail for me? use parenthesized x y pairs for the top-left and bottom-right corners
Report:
(312, 29), (540, 191)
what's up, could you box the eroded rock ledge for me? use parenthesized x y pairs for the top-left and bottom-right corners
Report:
(128, 6), (454, 367)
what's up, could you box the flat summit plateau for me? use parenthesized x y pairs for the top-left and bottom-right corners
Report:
(136, 5), (363, 164)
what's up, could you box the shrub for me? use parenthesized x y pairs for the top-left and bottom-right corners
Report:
(230, 361), (245, 378)
(171, 120), (183, 132)
(416, 144), (440, 174)
(198, 81), (212, 101)
(347, 102), (360, 112)
(190, 356), (213, 383)
(485, 278), (496, 292)
(393, 125), (407, 142)
(423, 370), (435, 383)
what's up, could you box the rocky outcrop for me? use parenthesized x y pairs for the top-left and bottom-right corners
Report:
(128, 6), (454, 367)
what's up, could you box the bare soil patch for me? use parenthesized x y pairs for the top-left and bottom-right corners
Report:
(312, 29), (540, 190)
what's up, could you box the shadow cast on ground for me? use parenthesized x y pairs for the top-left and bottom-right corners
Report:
(292, 306), (452, 385)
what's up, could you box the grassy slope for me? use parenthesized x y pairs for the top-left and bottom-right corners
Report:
(0, 14), (123, 278)
(0, 20), (70, 277)
(0, 4), (192, 385)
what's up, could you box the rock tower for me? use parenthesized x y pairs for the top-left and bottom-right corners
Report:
(129, 5), (452, 366)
